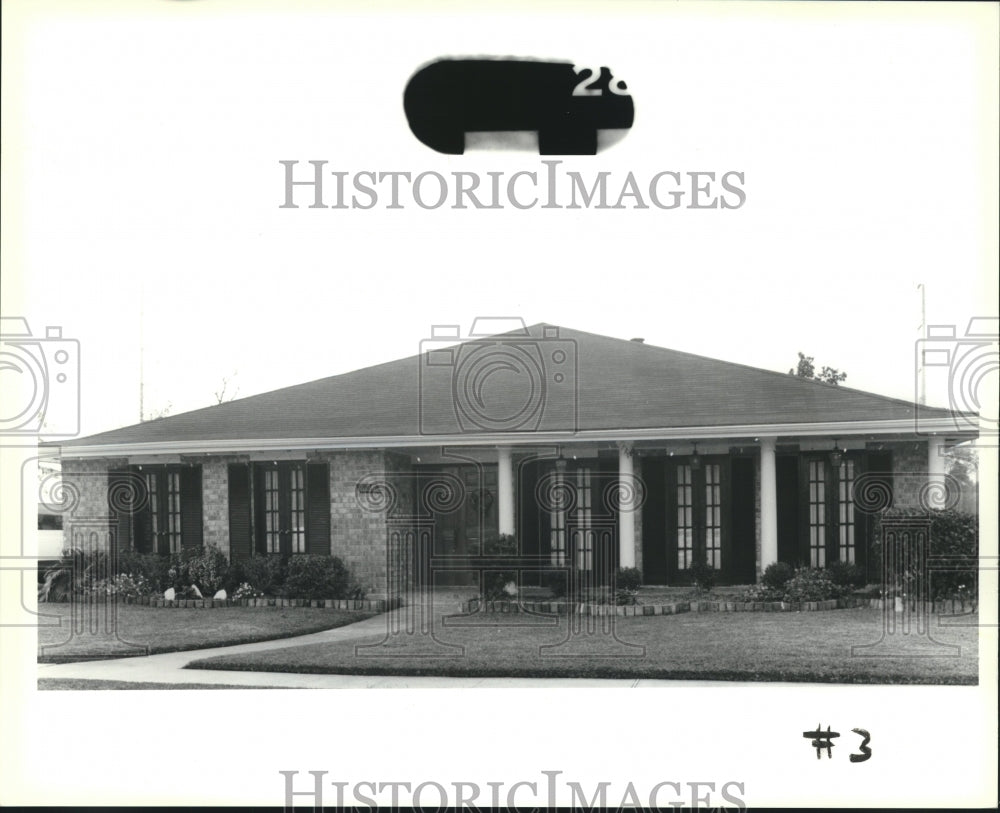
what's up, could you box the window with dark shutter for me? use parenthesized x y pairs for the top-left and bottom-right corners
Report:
(252, 461), (331, 556)
(228, 463), (253, 561)
(108, 468), (134, 557)
(180, 466), (203, 553)
(306, 462), (330, 555)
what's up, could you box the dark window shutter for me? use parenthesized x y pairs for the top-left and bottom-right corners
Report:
(640, 458), (666, 585)
(107, 468), (133, 558)
(306, 462), (330, 555)
(228, 464), (253, 562)
(131, 467), (154, 554)
(180, 466), (203, 552)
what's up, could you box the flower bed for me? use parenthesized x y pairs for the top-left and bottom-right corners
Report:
(461, 596), (978, 616)
(44, 594), (398, 611)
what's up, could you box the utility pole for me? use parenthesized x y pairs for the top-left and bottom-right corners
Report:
(139, 278), (145, 422)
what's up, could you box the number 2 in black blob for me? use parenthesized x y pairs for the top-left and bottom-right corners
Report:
(403, 59), (635, 155)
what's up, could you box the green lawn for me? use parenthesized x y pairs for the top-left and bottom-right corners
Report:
(37, 604), (375, 663)
(186, 608), (980, 684)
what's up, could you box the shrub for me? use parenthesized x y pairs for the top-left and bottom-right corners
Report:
(740, 583), (784, 602)
(231, 582), (264, 601)
(166, 551), (194, 591)
(230, 555), (287, 596)
(871, 508), (978, 600)
(87, 573), (155, 598)
(781, 567), (847, 602)
(544, 570), (567, 599)
(38, 547), (113, 602)
(824, 560), (866, 589)
(482, 533), (518, 600)
(616, 567), (643, 592)
(282, 555), (363, 600)
(186, 545), (230, 595)
(688, 557), (716, 592)
(762, 561), (794, 590)
(615, 588), (639, 606)
(116, 550), (172, 592)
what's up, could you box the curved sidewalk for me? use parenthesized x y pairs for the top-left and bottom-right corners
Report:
(36, 603), (760, 689)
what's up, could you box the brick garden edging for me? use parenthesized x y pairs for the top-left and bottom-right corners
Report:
(74, 595), (399, 611)
(460, 596), (979, 616)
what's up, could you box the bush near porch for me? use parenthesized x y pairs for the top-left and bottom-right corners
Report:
(38, 546), (366, 603)
(869, 508), (978, 601)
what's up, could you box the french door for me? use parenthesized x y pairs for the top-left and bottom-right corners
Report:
(667, 456), (730, 580)
(120, 464), (202, 555)
(801, 453), (862, 568)
(254, 462), (307, 556)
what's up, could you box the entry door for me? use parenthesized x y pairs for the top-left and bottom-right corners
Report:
(418, 464), (498, 585)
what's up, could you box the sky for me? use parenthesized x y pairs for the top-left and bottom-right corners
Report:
(2, 1), (996, 440)
(1, 1), (997, 809)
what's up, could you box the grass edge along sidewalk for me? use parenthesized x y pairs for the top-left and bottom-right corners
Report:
(37, 604), (376, 664)
(185, 607), (979, 685)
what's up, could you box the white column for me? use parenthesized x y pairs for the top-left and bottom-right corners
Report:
(618, 442), (636, 569)
(927, 437), (948, 478)
(497, 446), (515, 536)
(759, 438), (778, 575)
(926, 436), (949, 510)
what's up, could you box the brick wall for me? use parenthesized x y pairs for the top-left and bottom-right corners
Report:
(319, 449), (395, 598)
(201, 457), (235, 557)
(870, 440), (929, 509)
(59, 458), (126, 551)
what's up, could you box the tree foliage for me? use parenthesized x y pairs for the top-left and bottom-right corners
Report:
(789, 352), (847, 386)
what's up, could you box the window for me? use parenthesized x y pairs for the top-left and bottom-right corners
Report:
(574, 467), (593, 571)
(676, 464), (694, 570)
(252, 461), (327, 557)
(290, 465), (306, 554)
(126, 465), (200, 555)
(704, 463), (722, 569)
(550, 467), (567, 566)
(673, 458), (727, 572)
(801, 453), (863, 569)
(264, 468), (281, 554)
(837, 459), (856, 564)
(808, 459), (826, 568)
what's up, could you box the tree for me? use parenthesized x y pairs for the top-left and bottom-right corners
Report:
(143, 402), (172, 421)
(214, 371), (240, 404)
(788, 352), (847, 386)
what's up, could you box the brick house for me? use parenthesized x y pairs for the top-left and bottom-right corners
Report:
(47, 322), (978, 596)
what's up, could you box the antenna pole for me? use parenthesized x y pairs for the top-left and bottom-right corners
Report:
(917, 283), (926, 406)
(139, 278), (145, 422)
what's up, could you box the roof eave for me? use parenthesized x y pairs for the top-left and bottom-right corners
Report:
(49, 417), (979, 459)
